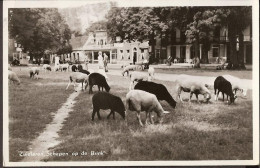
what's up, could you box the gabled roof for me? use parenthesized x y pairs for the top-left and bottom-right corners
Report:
(70, 35), (89, 50)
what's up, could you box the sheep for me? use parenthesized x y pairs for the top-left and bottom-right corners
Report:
(61, 63), (69, 72)
(222, 74), (248, 97)
(214, 76), (237, 104)
(8, 65), (12, 71)
(8, 70), (20, 85)
(29, 67), (40, 79)
(42, 64), (51, 72)
(88, 73), (110, 94)
(148, 67), (155, 80)
(122, 65), (137, 76)
(78, 64), (83, 71)
(79, 69), (90, 75)
(176, 75), (211, 103)
(71, 65), (78, 72)
(92, 92), (125, 121)
(129, 71), (149, 90)
(54, 64), (60, 71)
(66, 72), (89, 91)
(134, 81), (176, 109)
(126, 90), (169, 127)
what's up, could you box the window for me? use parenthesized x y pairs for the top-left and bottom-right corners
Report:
(127, 50), (130, 59)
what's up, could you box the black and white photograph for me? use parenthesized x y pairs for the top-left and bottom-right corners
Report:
(3, 0), (259, 166)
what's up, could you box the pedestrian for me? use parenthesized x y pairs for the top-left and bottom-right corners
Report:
(40, 57), (44, 64)
(103, 53), (109, 72)
(98, 51), (104, 69)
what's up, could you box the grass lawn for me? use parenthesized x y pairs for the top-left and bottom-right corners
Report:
(44, 73), (253, 161)
(9, 68), (74, 161)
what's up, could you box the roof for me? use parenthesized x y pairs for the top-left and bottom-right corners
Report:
(70, 35), (89, 50)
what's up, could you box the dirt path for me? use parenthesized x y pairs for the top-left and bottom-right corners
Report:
(22, 86), (81, 162)
(106, 69), (252, 90)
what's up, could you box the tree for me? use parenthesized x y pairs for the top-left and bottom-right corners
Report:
(9, 8), (72, 59)
(84, 20), (107, 36)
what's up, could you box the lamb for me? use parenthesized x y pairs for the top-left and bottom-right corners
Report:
(126, 90), (169, 127)
(42, 64), (51, 72)
(148, 67), (155, 80)
(8, 70), (20, 85)
(88, 73), (110, 94)
(129, 71), (149, 90)
(222, 74), (248, 97)
(214, 76), (237, 104)
(71, 65), (78, 72)
(122, 65), (137, 76)
(29, 67), (40, 79)
(134, 81), (176, 109)
(92, 92), (125, 121)
(66, 72), (89, 91)
(176, 75), (211, 103)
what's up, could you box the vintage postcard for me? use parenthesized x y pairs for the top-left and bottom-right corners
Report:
(3, 0), (259, 166)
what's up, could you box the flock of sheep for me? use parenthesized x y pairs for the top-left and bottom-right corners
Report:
(8, 63), (248, 127)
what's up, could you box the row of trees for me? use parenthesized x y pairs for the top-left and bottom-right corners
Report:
(9, 8), (72, 59)
(105, 6), (252, 69)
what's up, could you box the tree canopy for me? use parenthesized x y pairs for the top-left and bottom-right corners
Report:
(9, 8), (72, 58)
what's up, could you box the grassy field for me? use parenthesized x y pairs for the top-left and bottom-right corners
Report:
(9, 68), (74, 161)
(45, 75), (252, 161)
(8, 67), (253, 162)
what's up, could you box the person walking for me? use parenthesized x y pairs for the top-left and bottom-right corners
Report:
(103, 53), (109, 72)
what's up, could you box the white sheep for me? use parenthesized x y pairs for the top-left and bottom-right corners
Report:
(66, 72), (89, 92)
(129, 71), (149, 90)
(222, 74), (248, 97)
(42, 64), (51, 72)
(122, 65), (137, 76)
(54, 64), (60, 72)
(29, 67), (40, 79)
(126, 90), (169, 127)
(8, 70), (20, 85)
(176, 74), (211, 103)
(61, 63), (70, 72)
(148, 67), (155, 80)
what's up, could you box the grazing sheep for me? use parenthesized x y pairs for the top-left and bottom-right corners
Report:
(71, 65), (78, 72)
(176, 75), (211, 103)
(214, 76), (237, 104)
(66, 72), (89, 91)
(61, 63), (69, 72)
(126, 90), (169, 126)
(134, 81), (176, 109)
(148, 67), (155, 80)
(92, 92), (125, 121)
(222, 74), (248, 97)
(42, 64), (51, 72)
(129, 71), (149, 90)
(89, 73), (110, 94)
(8, 70), (20, 85)
(97, 69), (108, 79)
(78, 64), (83, 71)
(29, 67), (40, 79)
(122, 65), (137, 76)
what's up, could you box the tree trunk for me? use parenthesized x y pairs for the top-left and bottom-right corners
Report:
(194, 39), (200, 68)
(238, 31), (246, 69)
(227, 24), (239, 70)
(149, 32), (156, 64)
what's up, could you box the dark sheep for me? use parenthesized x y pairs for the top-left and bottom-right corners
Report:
(92, 92), (125, 121)
(89, 73), (110, 94)
(134, 81), (176, 108)
(46, 67), (51, 71)
(71, 65), (78, 72)
(79, 69), (90, 75)
(78, 64), (83, 71)
(214, 76), (237, 104)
